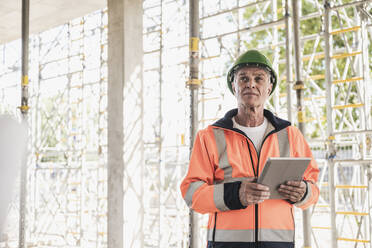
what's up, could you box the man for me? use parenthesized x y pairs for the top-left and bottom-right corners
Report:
(180, 50), (319, 248)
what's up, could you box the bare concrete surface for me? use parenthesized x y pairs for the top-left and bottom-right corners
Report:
(0, 116), (27, 234)
(0, 0), (106, 44)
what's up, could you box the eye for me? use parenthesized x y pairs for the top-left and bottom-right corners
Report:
(255, 76), (263, 82)
(239, 76), (248, 83)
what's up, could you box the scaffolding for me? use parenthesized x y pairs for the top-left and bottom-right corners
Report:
(1, 10), (108, 247)
(143, 0), (190, 247)
(0, 0), (371, 248)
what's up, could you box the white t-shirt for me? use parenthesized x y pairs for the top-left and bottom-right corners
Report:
(232, 116), (268, 151)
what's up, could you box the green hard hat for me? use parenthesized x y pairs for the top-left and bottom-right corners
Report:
(227, 50), (277, 95)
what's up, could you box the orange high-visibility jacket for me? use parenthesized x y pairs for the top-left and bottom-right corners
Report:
(180, 109), (319, 248)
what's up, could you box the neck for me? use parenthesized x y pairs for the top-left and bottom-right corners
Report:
(235, 105), (265, 127)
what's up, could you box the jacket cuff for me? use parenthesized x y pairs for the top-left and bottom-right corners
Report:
(224, 181), (246, 210)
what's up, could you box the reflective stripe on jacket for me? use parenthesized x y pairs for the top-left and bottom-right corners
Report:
(180, 109), (319, 248)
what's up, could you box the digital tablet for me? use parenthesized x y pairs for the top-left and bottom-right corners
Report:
(257, 157), (311, 199)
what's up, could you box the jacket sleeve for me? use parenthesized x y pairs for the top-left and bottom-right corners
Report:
(180, 130), (245, 214)
(290, 127), (320, 209)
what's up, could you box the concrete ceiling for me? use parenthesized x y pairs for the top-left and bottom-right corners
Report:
(0, 0), (106, 45)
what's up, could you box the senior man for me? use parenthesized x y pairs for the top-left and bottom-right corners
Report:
(180, 50), (319, 248)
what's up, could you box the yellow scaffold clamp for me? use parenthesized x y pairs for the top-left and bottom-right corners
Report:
(18, 105), (30, 112)
(190, 37), (199, 52)
(297, 111), (305, 123)
(326, 135), (335, 148)
(22, 75), (29, 86)
(293, 80), (305, 90)
(186, 79), (202, 87)
(328, 135), (335, 141)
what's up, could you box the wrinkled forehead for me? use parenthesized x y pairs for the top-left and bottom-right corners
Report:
(235, 65), (270, 77)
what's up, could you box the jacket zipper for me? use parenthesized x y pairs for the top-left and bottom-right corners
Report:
(212, 212), (217, 247)
(246, 140), (259, 245)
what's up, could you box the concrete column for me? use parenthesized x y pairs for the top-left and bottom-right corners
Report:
(108, 0), (143, 247)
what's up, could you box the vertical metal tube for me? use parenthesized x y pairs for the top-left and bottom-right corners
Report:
(360, 9), (371, 131)
(369, 165), (372, 248)
(360, 12), (372, 248)
(188, 0), (200, 247)
(19, 0), (30, 247)
(158, 1), (163, 246)
(291, 0), (304, 131)
(368, 164), (372, 248)
(323, 1), (337, 248)
(285, 0), (293, 123)
(292, 0), (305, 132)
(291, 0), (312, 247)
(272, 0), (280, 114)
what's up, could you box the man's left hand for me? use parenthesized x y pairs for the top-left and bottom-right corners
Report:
(278, 181), (306, 203)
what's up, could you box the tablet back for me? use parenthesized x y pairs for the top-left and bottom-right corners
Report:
(257, 157), (311, 199)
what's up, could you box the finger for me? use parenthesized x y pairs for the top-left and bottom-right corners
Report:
(252, 199), (265, 204)
(247, 191), (270, 200)
(279, 184), (305, 193)
(278, 188), (301, 198)
(250, 190), (270, 198)
(278, 188), (303, 201)
(241, 180), (257, 189)
(286, 180), (301, 186)
(249, 195), (270, 203)
(286, 181), (306, 188)
(278, 192), (291, 200)
(247, 195), (268, 204)
(279, 185), (297, 192)
(289, 194), (301, 202)
(278, 192), (299, 201)
(250, 183), (270, 191)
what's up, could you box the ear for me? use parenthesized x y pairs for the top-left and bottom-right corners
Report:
(231, 81), (236, 94)
(267, 83), (273, 95)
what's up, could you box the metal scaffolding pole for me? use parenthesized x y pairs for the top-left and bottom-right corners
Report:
(323, 1), (337, 247)
(285, 0), (293, 123)
(188, 0), (200, 247)
(158, 1), (163, 246)
(19, 0), (30, 247)
(291, 1), (312, 247)
(360, 10), (372, 247)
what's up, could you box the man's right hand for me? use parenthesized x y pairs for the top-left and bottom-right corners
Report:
(239, 178), (270, 206)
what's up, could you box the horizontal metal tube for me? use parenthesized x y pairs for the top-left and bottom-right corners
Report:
(330, 0), (372, 10)
(200, 0), (271, 20)
(333, 159), (372, 164)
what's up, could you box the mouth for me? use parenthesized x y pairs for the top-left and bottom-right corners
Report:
(242, 91), (258, 96)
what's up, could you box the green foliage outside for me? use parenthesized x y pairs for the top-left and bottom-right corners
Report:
(236, 0), (371, 139)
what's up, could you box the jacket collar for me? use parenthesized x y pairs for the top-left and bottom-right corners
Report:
(212, 108), (291, 132)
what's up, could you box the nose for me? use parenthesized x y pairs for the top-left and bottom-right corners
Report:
(245, 78), (255, 88)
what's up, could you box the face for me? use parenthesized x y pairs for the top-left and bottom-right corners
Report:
(232, 66), (272, 108)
